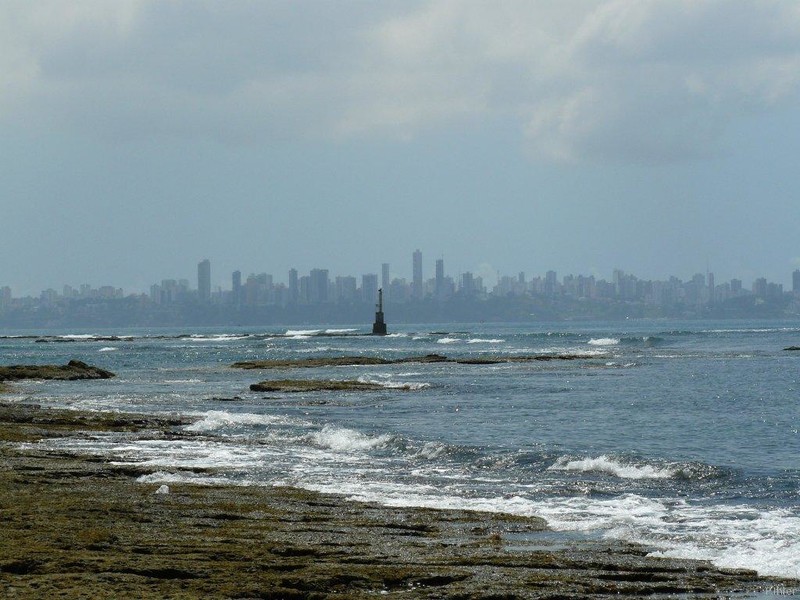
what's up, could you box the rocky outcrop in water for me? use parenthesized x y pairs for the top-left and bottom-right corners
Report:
(233, 353), (587, 370)
(249, 379), (389, 393)
(0, 360), (115, 382)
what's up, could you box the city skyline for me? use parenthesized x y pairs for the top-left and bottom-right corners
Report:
(2, 4), (800, 299)
(4, 250), (799, 304)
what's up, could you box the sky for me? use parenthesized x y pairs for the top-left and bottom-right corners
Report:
(2, 0), (800, 296)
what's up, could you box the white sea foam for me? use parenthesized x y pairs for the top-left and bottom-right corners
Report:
(98, 347), (118, 352)
(436, 337), (460, 344)
(386, 333), (409, 338)
(466, 338), (505, 344)
(309, 425), (394, 452)
(59, 334), (98, 340)
(325, 328), (359, 334)
(189, 334), (250, 342)
(285, 329), (322, 336)
(588, 338), (620, 346)
(549, 455), (676, 479)
(186, 410), (293, 432)
(356, 376), (430, 390)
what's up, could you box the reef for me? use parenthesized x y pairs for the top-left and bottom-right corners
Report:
(249, 379), (388, 393)
(0, 360), (115, 383)
(233, 353), (588, 370)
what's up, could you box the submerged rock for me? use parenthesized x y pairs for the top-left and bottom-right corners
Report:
(233, 353), (587, 370)
(0, 360), (115, 382)
(249, 379), (388, 393)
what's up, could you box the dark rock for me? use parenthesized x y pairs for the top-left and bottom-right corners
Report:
(249, 380), (390, 393)
(0, 361), (115, 382)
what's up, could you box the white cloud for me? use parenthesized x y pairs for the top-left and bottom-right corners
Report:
(1, 1), (799, 162)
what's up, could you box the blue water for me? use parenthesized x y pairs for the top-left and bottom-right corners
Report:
(2, 320), (799, 578)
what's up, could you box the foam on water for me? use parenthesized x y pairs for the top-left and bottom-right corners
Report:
(466, 338), (505, 344)
(356, 376), (431, 390)
(324, 328), (359, 334)
(309, 425), (395, 452)
(529, 494), (800, 579)
(98, 347), (118, 352)
(284, 329), (322, 336)
(186, 410), (297, 432)
(436, 337), (460, 344)
(549, 455), (677, 479)
(588, 337), (620, 346)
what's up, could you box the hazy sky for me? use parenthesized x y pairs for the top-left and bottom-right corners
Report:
(3, 1), (800, 295)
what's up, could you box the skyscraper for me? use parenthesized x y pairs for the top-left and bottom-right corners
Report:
(232, 270), (242, 306)
(309, 269), (329, 304)
(288, 268), (298, 304)
(362, 273), (378, 304)
(435, 258), (444, 299)
(197, 259), (211, 302)
(794, 269), (800, 294)
(412, 249), (423, 300)
(381, 263), (390, 300)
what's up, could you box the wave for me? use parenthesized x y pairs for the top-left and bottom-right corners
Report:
(466, 338), (505, 344)
(308, 424), (395, 452)
(98, 347), (118, 352)
(587, 338), (620, 346)
(356, 376), (430, 390)
(436, 337), (460, 344)
(285, 329), (323, 336)
(186, 410), (295, 432)
(549, 455), (677, 480)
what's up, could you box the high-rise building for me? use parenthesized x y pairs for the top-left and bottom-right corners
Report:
(707, 272), (715, 305)
(412, 249), (423, 300)
(309, 269), (329, 304)
(793, 269), (800, 294)
(381, 263), (390, 299)
(197, 259), (211, 302)
(435, 258), (444, 299)
(362, 274), (378, 304)
(288, 268), (299, 304)
(232, 271), (242, 306)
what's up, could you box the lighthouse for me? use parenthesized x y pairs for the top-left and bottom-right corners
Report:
(372, 288), (387, 335)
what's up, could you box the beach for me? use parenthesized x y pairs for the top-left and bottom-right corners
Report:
(0, 400), (791, 599)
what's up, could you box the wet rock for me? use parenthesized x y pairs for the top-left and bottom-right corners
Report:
(0, 360), (115, 382)
(250, 379), (388, 393)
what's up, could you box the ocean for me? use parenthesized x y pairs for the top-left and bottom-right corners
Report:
(2, 319), (799, 581)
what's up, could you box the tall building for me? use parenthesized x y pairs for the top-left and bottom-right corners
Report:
(435, 258), (444, 299)
(309, 269), (329, 304)
(381, 263), (390, 300)
(707, 272), (715, 305)
(412, 249), (423, 300)
(362, 274), (378, 304)
(288, 268), (299, 304)
(794, 269), (800, 294)
(232, 271), (242, 306)
(197, 259), (211, 302)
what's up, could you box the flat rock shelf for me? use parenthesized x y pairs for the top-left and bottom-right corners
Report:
(0, 402), (794, 599)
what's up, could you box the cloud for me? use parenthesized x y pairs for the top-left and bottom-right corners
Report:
(1, 1), (800, 162)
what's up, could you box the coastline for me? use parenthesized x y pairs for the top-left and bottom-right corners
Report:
(0, 401), (793, 598)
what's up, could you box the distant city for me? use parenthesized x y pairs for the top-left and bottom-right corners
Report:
(2, 250), (800, 328)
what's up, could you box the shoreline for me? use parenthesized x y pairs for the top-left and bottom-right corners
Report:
(0, 401), (794, 599)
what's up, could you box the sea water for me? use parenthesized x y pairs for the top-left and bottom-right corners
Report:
(2, 319), (799, 580)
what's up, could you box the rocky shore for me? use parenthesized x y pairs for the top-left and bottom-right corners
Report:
(0, 401), (793, 599)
